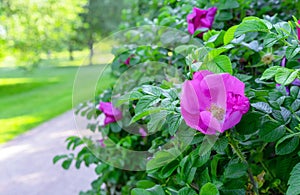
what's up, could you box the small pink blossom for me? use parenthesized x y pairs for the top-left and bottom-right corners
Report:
(98, 102), (122, 126)
(139, 128), (147, 137)
(98, 139), (106, 147)
(187, 7), (217, 37)
(124, 57), (131, 65)
(180, 70), (250, 134)
(280, 57), (300, 87)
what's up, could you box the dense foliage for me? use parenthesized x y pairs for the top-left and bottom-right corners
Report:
(54, 0), (300, 194)
(0, 0), (127, 67)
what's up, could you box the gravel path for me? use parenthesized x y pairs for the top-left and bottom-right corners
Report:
(0, 111), (97, 195)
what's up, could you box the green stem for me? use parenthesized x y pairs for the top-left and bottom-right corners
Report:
(281, 39), (292, 47)
(259, 143), (268, 153)
(187, 183), (199, 192)
(266, 115), (294, 133)
(260, 161), (285, 194)
(226, 131), (259, 195)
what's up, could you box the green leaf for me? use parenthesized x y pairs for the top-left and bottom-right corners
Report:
(116, 91), (143, 106)
(142, 85), (162, 97)
(224, 163), (248, 179)
(291, 99), (300, 111)
(211, 154), (223, 180)
(175, 45), (198, 55)
(274, 21), (292, 37)
(217, 12), (233, 21)
(135, 95), (160, 113)
(148, 111), (167, 133)
(160, 160), (179, 179)
(206, 31), (226, 47)
(95, 163), (108, 175)
(147, 185), (165, 195)
(207, 55), (233, 74)
(178, 187), (197, 195)
(194, 150), (210, 167)
(215, 0), (239, 10)
(290, 86), (300, 99)
(251, 102), (273, 114)
(193, 27), (209, 37)
(199, 168), (211, 187)
(131, 107), (162, 124)
(199, 135), (218, 156)
(62, 159), (72, 170)
(287, 163), (300, 195)
(286, 46), (300, 60)
(263, 33), (278, 47)
(131, 188), (152, 195)
(275, 68), (299, 85)
(235, 19), (269, 37)
(241, 40), (261, 52)
(166, 113), (182, 136)
(147, 151), (176, 170)
(110, 122), (121, 133)
(53, 155), (68, 164)
(136, 180), (156, 189)
(236, 112), (261, 135)
(276, 132), (300, 155)
(213, 136), (228, 154)
(179, 155), (197, 184)
(261, 19), (273, 29)
(200, 182), (220, 195)
(161, 30), (177, 44)
(207, 45), (234, 59)
(259, 121), (285, 142)
(261, 66), (281, 80)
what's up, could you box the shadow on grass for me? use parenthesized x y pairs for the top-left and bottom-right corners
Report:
(0, 78), (58, 97)
(0, 64), (115, 143)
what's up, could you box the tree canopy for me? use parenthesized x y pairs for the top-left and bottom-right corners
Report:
(0, 0), (127, 67)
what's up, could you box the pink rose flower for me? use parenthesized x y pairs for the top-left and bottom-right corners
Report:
(98, 102), (122, 126)
(187, 7), (217, 37)
(180, 70), (250, 134)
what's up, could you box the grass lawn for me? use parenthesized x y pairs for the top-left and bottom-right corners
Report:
(0, 59), (115, 143)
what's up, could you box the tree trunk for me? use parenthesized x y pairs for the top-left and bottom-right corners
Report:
(69, 46), (74, 61)
(88, 40), (94, 65)
(47, 50), (51, 59)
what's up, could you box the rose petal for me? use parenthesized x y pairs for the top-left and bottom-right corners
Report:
(104, 115), (117, 126)
(200, 111), (221, 134)
(186, 7), (217, 36)
(181, 81), (201, 129)
(221, 111), (243, 132)
(201, 74), (227, 110)
(222, 73), (245, 96)
(99, 102), (114, 115)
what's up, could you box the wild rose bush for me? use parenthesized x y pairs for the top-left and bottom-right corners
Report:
(181, 70), (250, 134)
(54, 1), (300, 195)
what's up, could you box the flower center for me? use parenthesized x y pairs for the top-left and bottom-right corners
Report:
(208, 104), (225, 121)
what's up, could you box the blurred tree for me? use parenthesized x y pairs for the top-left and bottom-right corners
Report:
(78, 0), (126, 65)
(0, 0), (86, 68)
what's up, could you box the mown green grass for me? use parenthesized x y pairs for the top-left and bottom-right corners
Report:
(0, 64), (115, 143)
